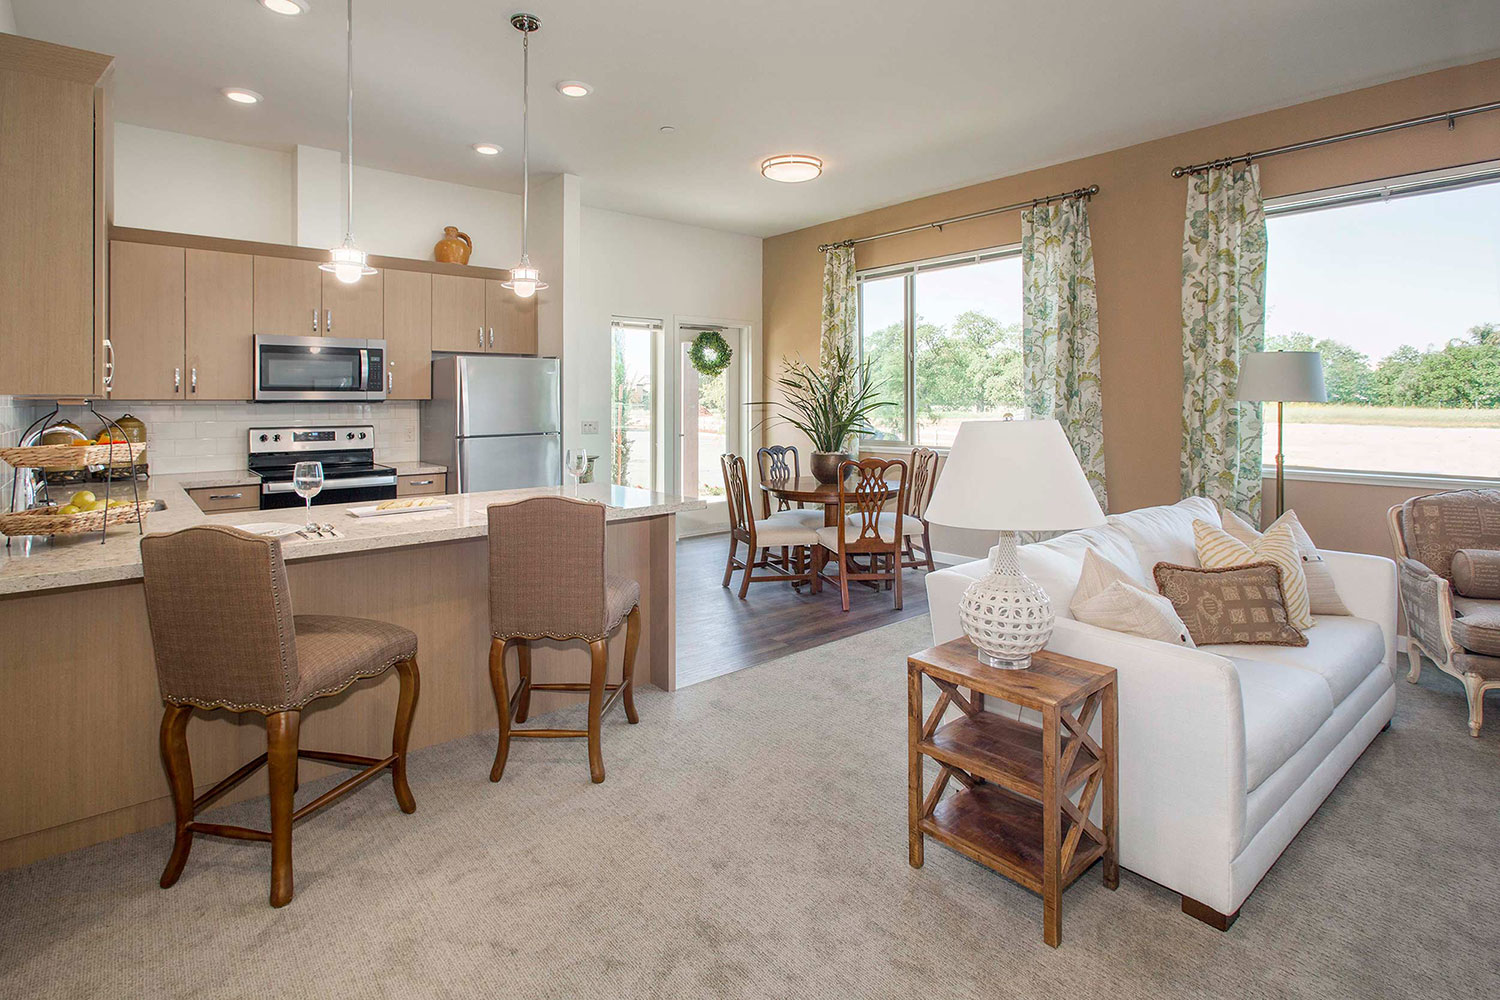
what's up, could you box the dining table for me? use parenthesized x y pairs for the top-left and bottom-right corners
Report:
(760, 475), (903, 527)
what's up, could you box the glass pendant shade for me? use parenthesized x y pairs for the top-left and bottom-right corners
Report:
(501, 256), (547, 298)
(320, 240), (377, 284)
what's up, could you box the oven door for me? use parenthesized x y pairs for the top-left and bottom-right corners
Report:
(259, 474), (398, 509)
(255, 335), (374, 401)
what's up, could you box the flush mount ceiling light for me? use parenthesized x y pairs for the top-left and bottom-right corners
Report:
(472, 142), (502, 156)
(761, 154), (823, 183)
(258, 0), (310, 14)
(221, 87), (263, 104)
(318, 0), (376, 285)
(658, 125), (677, 134)
(501, 13), (548, 299)
(556, 80), (591, 98)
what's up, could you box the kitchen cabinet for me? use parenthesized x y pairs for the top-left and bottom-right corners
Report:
(382, 269), (432, 399)
(0, 35), (113, 397)
(185, 484), (258, 513)
(431, 273), (486, 352)
(186, 249), (253, 399)
(253, 256), (323, 337)
(321, 268), (383, 340)
(107, 241), (184, 399)
(485, 279), (538, 355)
(396, 472), (445, 497)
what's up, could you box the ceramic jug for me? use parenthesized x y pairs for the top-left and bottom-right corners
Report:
(434, 226), (472, 264)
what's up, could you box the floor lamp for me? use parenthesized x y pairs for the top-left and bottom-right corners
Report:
(1236, 350), (1326, 518)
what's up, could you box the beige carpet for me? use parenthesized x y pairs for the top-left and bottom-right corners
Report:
(1, 616), (1496, 999)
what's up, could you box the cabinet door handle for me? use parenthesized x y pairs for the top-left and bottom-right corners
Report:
(174, 367), (181, 392)
(488, 327), (495, 349)
(409, 480), (434, 486)
(386, 366), (394, 393)
(102, 337), (114, 392)
(190, 367), (197, 393)
(208, 492), (244, 500)
(326, 309), (333, 332)
(312, 309), (319, 333)
(478, 326), (484, 348)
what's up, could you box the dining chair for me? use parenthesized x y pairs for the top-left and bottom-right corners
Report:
(721, 453), (819, 599)
(903, 446), (939, 570)
(756, 445), (823, 525)
(816, 457), (909, 611)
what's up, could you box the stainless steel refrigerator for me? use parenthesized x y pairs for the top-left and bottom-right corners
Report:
(421, 356), (561, 493)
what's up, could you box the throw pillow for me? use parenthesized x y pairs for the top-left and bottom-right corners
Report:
(1218, 505), (1350, 616)
(1070, 549), (1195, 646)
(1451, 548), (1500, 599)
(1152, 562), (1308, 647)
(1193, 518), (1314, 629)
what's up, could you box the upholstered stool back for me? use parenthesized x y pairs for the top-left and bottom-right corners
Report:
(488, 496), (615, 642)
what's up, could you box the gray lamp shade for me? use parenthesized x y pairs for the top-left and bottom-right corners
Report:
(1235, 350), (1327, 403)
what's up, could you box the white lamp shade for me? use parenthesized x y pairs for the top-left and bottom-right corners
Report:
(925, 419), (1106, 532)
(1236, 351), (1327, 403)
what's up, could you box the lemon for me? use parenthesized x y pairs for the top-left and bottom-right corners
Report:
(56, 504), (80, 516)
(69, 490), (96, 507)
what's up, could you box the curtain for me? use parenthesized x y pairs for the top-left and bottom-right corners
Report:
(1022, 198), (1108, 512)
(819, 246), (857, 369)
(1180, 164), (1267, 521)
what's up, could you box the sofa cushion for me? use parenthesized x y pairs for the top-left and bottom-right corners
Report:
(1111, 495), (1220, 576)
(1153, 562), (1307, 647)
(1230, 655), (1336, 792)
(1194, 518), (1313, 629)
(996, 523), (1144, 618)
(1220, 505), (1351, 616)
(1450, 599), (1500, 657)
(1400, 489), (1500, 580)
(1204, 615), (1384, 705)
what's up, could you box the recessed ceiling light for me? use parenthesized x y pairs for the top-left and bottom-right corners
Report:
(472, 142), (502, 156)
(259, 0), (310, 14)
(761, 154), (822, 183)
(222, 88), (263, 105)
(556, 80), (592, 98)
(658, 125), (677, 134)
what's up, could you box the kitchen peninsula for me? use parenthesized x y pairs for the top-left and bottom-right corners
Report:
(0, 478), (702, 868)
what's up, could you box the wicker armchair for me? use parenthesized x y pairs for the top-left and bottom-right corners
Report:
(1388, 490), (1500, 737)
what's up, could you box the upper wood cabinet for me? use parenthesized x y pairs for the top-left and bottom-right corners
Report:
(0, 35), (113, 398)
(321, 269), (383, 340)
(382, 269), (432, 400)
(485, 279), (538, 355)
(186, 249), (253, 399)
(107, 241), (184, 399)
(431, 274), (486, 352)
(253, 256), (322, 337)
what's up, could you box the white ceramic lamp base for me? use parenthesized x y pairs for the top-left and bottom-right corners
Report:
(958, 531), (1054, 669)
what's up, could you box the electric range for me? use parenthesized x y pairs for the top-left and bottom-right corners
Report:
(248, 423), (398, 510)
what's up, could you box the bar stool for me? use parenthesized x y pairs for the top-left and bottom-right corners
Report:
(487, 496), (641, 784)
(140, 525), (420, 908)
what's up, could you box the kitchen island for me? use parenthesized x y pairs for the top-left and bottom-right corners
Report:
(0, 477), (703, 868)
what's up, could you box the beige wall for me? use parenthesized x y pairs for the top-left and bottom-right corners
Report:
(763, 58), (1500, 562)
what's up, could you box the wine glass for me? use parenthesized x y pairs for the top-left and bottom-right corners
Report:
(293, 461), (324, 534)
(565, 449), (588, 496)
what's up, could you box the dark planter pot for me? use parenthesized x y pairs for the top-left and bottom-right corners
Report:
(810, 451), (850, 485)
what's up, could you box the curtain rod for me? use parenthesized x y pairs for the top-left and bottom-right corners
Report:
(1170, 98), (1500, 178)
(816, 184), (1099, 253)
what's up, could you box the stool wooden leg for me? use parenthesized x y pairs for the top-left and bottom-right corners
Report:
(622, 605), (641, 725)
(391, 657), (419, 813)
(587, 638), (608, 783)
(515, 639), (533, 723)
(266, 710), (300, 908)
(489, 638), (513, 782)
(158, 703), (195, 889)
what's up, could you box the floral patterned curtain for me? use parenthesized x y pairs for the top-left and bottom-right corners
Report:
(1180, 164), (1267, 521)
(819, 245), (857, 369)
(1022, 198), (1108, 511)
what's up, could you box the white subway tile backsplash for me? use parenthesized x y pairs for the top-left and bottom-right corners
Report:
(0, 397), (45, 509)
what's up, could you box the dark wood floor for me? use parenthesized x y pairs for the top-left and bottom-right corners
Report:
(675, 533), (941, 687)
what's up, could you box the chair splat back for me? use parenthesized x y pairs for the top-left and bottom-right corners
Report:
(757, 445), (801, 517)
(838, 457), (908, 551)
(907, 447), (938, 519)
(721, 453), (756, 539)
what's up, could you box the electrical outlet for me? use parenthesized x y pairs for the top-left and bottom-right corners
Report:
(402, 424), (416, 443)
(581, 420), (599, 435)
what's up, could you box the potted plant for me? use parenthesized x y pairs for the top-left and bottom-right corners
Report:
(767, 344), (893, 484)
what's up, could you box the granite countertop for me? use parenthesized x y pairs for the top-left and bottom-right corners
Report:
(0, 471), (703, 596)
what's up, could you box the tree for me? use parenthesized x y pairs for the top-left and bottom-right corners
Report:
(1468, 322), (1500, 346)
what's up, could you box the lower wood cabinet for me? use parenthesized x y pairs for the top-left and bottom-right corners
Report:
(396, 472), (446, 496)
(185, 484), (259, 513)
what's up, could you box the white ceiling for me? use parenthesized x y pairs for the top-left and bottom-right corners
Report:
(13, 0), (1500, 237)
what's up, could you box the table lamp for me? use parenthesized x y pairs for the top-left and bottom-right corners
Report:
(1235, 350), (1325, 517)
(925, 418), (1106, 669)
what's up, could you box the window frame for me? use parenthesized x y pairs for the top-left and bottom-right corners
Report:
(855, 243), (1022, 449)
(1261, 160), (1500, 485)
(609, 316), (662, 491)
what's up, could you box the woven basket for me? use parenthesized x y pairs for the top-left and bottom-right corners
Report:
(0, 442), (146, 471)
(0, 499), (153, 537)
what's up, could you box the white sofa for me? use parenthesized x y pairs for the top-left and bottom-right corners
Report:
(925, 497), (1397, 926)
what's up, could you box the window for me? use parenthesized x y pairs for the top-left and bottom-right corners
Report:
(858, 249), (1025, 448)
(610, 318), (658, 490)
(1264, 165), (1500, 479)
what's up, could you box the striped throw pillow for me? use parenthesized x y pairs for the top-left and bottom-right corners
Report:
(1192, 518), (1313, 629)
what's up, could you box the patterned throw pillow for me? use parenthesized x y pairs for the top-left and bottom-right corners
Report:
(1219, 505), (1350, 616)
(1153, 562), (1308, 647)
(1193, 519), (1313, 630)
(1069, 550), (1195, 647)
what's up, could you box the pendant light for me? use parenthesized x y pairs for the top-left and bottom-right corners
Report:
(501, 13), (547, 299)
(319, 0), (376, 284)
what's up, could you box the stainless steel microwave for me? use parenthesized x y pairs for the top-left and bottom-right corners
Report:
(253, 334), (387, 401)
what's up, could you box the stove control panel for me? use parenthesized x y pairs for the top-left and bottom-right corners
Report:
(249, 424), (375, 454)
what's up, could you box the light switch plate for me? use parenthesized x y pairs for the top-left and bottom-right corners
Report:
(581, 420), (599, 435)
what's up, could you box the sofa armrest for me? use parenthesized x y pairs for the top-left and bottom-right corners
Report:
(1321, 549), (1399, 671)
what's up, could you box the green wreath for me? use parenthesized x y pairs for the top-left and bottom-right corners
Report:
(688, 330), (733, 378)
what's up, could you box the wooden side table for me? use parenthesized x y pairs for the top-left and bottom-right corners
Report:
(907, 638), (1118, 948)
